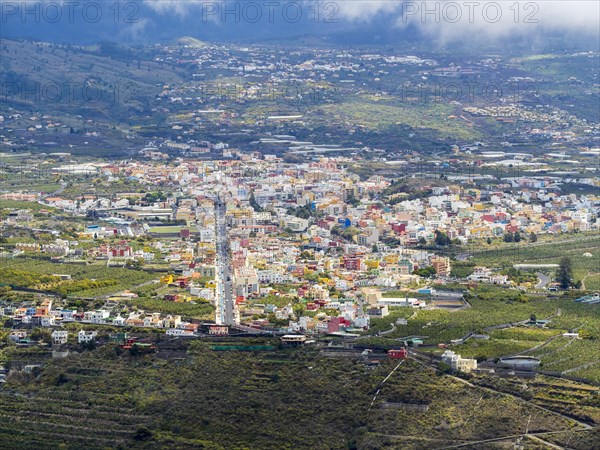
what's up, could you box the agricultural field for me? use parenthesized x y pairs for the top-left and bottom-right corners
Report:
(147, 226), (185, 234)
(455, 327), (563, 361)
(368, 286), (558, 344)
(0, 171), (62, 194)
(315, 101), (480, 140)
(470, 374), (600, 428)
(0, 343), (371, 449)
(0, 200), (57, 213)
(583, 274), (600, 291)
(363, 362), (590, 450)
(128, 297), (214, 319)
(0, 392), (152, 449)
(539, 339), (600, 373)
(0, 257), (156, 298)
(368, 286), (600, 383)
(470, 234), (600, 286)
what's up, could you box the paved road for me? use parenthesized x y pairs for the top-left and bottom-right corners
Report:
(380, 323), (396, 336)
(215, 194), (236, 326)
(535, 272), (551, 289)
(49, 182), (66, 197)
(455, 253), (471, 261)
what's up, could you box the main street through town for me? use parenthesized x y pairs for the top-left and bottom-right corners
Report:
(215, 194), (237, 326)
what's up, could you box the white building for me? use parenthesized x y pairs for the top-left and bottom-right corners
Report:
(377, 297), (423, 308)
(367, 305), (389, 318)
(40, 316), (56, 327)
(468, 266), (492, 281)
(51, 330), (68, 345)
(113, 316), (126, 326)
(257, 269), (290, 284)
(78, 330), (98, 344)
(281, 217), (309, 232)
(59, 309), (76, 321)
(441, 350), (477, 373)
(234, 267), (259, 297)
(353, 316), (370, 329)
(166, 328), (195, 336)
(91, 310), (110, 324)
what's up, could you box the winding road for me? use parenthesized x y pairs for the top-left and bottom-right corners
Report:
(535, 272), (551, 289)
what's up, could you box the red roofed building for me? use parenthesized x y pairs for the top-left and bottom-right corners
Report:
(391, 223), (406, 234)
(343, 254), (362, 271)
(327, 316), (351, 333)
(506, 225), (519, 234)
(388, 348), (408, 359)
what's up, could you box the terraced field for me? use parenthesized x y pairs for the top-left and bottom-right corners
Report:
(362, 362), (590, 450)
(2, 341), (595, 449)
(0, 390), (151, 449)
(368, 288), (560, 345)
(533, 338), (600, 376)
(470, 234), (600, 286)
(583, 274), (600, 291)
(369, 286), (600, 383)
(529, 335), (578, 358)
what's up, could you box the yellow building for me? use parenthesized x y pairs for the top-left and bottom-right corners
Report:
(365, 260), (380, 270)
(160, 274), (174, 284)
(384, 254), (399, 264)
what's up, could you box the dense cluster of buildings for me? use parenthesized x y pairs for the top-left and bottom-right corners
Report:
(4, 154), (597, 336)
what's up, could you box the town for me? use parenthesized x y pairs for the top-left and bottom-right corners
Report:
(1, 34), (599, 450)
(2, 152), (599, 371)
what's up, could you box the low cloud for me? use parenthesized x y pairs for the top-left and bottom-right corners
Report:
(3, 0), (595, 44)
(334, 0), (599, 42)
(140, 1), (599, 42)
(143, 0), (211, 17)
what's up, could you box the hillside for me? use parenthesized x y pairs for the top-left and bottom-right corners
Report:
(0, 38), (187, 121)
(1, 341), (596, 449)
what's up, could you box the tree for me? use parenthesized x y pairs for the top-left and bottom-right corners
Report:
(126, 259), (143, 269)
(486, 237), (492, 245)
(529, 232), (538, 243)
(299, 251), (312, 261)
(249, 191), (262, 212)
(437, 362), (452, 374)
(556, 256), (573, 290)
(503, 233), (514, 243)
(293, 304), (305, 319)
(56, 372), (70, 386)
(30, 328), (51, 343)
(413, 266), (436, 278)
(514, 232), (521, 243)
(434, 230), (451, 247)
(133, 426), (153, 441)
(579, 329), (594, 339)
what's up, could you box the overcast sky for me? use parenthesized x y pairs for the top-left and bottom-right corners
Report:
(2, 0), (599, 45)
